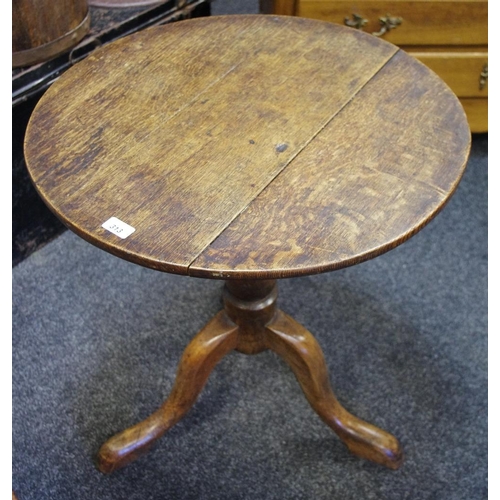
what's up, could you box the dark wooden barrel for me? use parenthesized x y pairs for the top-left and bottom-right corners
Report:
(12, 0), (90, 68)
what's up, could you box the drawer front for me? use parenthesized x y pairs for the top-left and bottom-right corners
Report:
(298, 1), (488, 45)
(408, 51), (488, 97)
(460, 98), (487, 133)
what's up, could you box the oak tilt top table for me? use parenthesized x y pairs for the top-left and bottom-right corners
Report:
(24, 15), (471, 474)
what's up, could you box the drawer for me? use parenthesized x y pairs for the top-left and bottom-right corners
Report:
(297, 1), (488, 45)
(407, 51), (488, 97)
(460, 97), (487, 133)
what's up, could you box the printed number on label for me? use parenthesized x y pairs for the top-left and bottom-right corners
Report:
(102, 217), (136, 239)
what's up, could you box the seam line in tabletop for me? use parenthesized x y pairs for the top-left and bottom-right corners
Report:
(186, 49), (401, 276)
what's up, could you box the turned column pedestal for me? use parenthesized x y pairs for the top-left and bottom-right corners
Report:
(97, 280), (403, 473)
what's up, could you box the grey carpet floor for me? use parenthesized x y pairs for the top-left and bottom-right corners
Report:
(12, 127), (487, 499)
(212, 0), (259, 15)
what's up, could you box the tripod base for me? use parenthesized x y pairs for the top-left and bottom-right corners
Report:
(97, 280), (403, 473)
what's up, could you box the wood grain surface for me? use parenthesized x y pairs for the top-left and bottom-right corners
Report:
(24, 15), (470, 279)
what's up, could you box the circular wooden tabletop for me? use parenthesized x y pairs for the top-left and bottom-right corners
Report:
(25, 15), (471, 280)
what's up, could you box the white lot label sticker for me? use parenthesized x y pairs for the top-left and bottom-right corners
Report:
(102, 217), (136, 239)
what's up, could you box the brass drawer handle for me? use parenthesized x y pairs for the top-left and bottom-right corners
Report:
(479, 63), (488, 90)
(372, 14), (403, 37)
(344, 13), (368, 30)
(344, 13), (402, 37)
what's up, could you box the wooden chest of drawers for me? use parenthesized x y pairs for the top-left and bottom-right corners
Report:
(261, 0), (488, 132)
